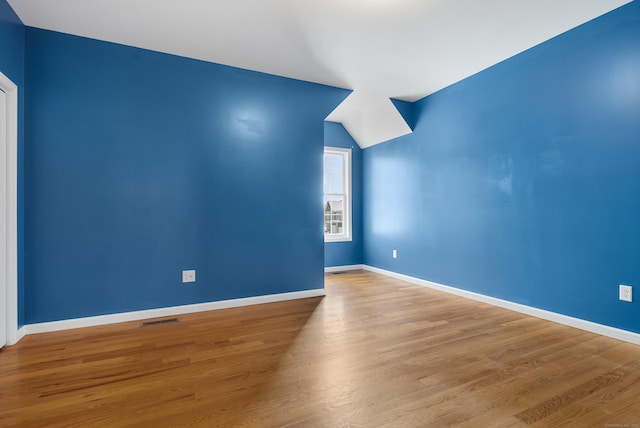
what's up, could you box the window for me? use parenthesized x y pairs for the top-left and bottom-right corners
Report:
(324, 147), (351, 242)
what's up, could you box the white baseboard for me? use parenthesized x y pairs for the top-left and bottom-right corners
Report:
(363, 265), (640, 346)
(17, 265), (640, 346)
(10, 326), (26, 345)
(325, 264), (364, 273)
(22, 288), (326, 337)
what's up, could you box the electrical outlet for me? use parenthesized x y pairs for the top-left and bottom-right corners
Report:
(392, 249), (397, 259)
(182, 270), (196, 283)
(619, 284), (632, 302)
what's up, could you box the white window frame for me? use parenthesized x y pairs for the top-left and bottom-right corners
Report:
(324, 147), (352, 242)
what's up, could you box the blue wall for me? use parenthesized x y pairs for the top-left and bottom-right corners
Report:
(0, 0), (25, 326)
(8, 0), (640, 336)
(24, 28), (348, 323)
(364, 2), (640, 333)
(324, 122), (363, 267)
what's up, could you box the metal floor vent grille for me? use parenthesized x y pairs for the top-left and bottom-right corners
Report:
(331, 271), (348, 275)
(140, 318), (179, 327)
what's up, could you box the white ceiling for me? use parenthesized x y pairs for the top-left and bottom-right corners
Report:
(8, 0), (631, 148)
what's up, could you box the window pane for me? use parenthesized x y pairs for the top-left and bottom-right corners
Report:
(324, 173), (343, 194)
(323, 195), (344, 236)
(324, 153), (343, 175)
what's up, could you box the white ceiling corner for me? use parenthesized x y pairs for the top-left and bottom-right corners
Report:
(326, 93), (412, 148)
(7, 0), (632, 148)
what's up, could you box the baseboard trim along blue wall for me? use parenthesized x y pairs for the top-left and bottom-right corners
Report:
(362, 266), (640, 346)
(324, 264), (364, 273)
(363, 2), (640, 335)
(21, 288), (325, 337)
(19, 265), (640, 346)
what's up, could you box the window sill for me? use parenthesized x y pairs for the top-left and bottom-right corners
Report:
(325, 236), (353, 243)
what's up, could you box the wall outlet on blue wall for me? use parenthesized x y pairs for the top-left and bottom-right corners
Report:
(392, 249), (397, 259)
(182, 270), (196, 283)
(620, 285), (632, 302)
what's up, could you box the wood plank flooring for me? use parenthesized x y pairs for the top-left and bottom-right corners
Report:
(1, 270), (639, 427)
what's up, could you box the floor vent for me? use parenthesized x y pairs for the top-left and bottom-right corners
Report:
(331, 271), (348, 275)
(140, 318), (179, 327)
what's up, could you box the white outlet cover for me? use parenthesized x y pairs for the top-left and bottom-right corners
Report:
(619, 285), (632, 302)
(182, 270), (196, 283)
(392, 249), (397, 259)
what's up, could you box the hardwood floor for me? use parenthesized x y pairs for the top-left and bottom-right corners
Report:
(1, 270), (639, 427)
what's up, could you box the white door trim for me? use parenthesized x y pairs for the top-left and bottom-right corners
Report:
(0, 70), (18, 345)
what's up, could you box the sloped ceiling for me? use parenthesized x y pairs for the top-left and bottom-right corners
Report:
(8, 0), (632, 147)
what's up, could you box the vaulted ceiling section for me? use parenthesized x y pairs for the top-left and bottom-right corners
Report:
(8, 0), (632, 147)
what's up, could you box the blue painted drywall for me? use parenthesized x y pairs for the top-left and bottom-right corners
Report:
(0, 0), (25, 327)
(363, 2), (640, 333)
(391, 99), (416, 131)
(324, 122), (363, 267)
(24, 28), (348, 323)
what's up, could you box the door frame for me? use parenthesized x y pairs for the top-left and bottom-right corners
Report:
(0, 70), (18, 345)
